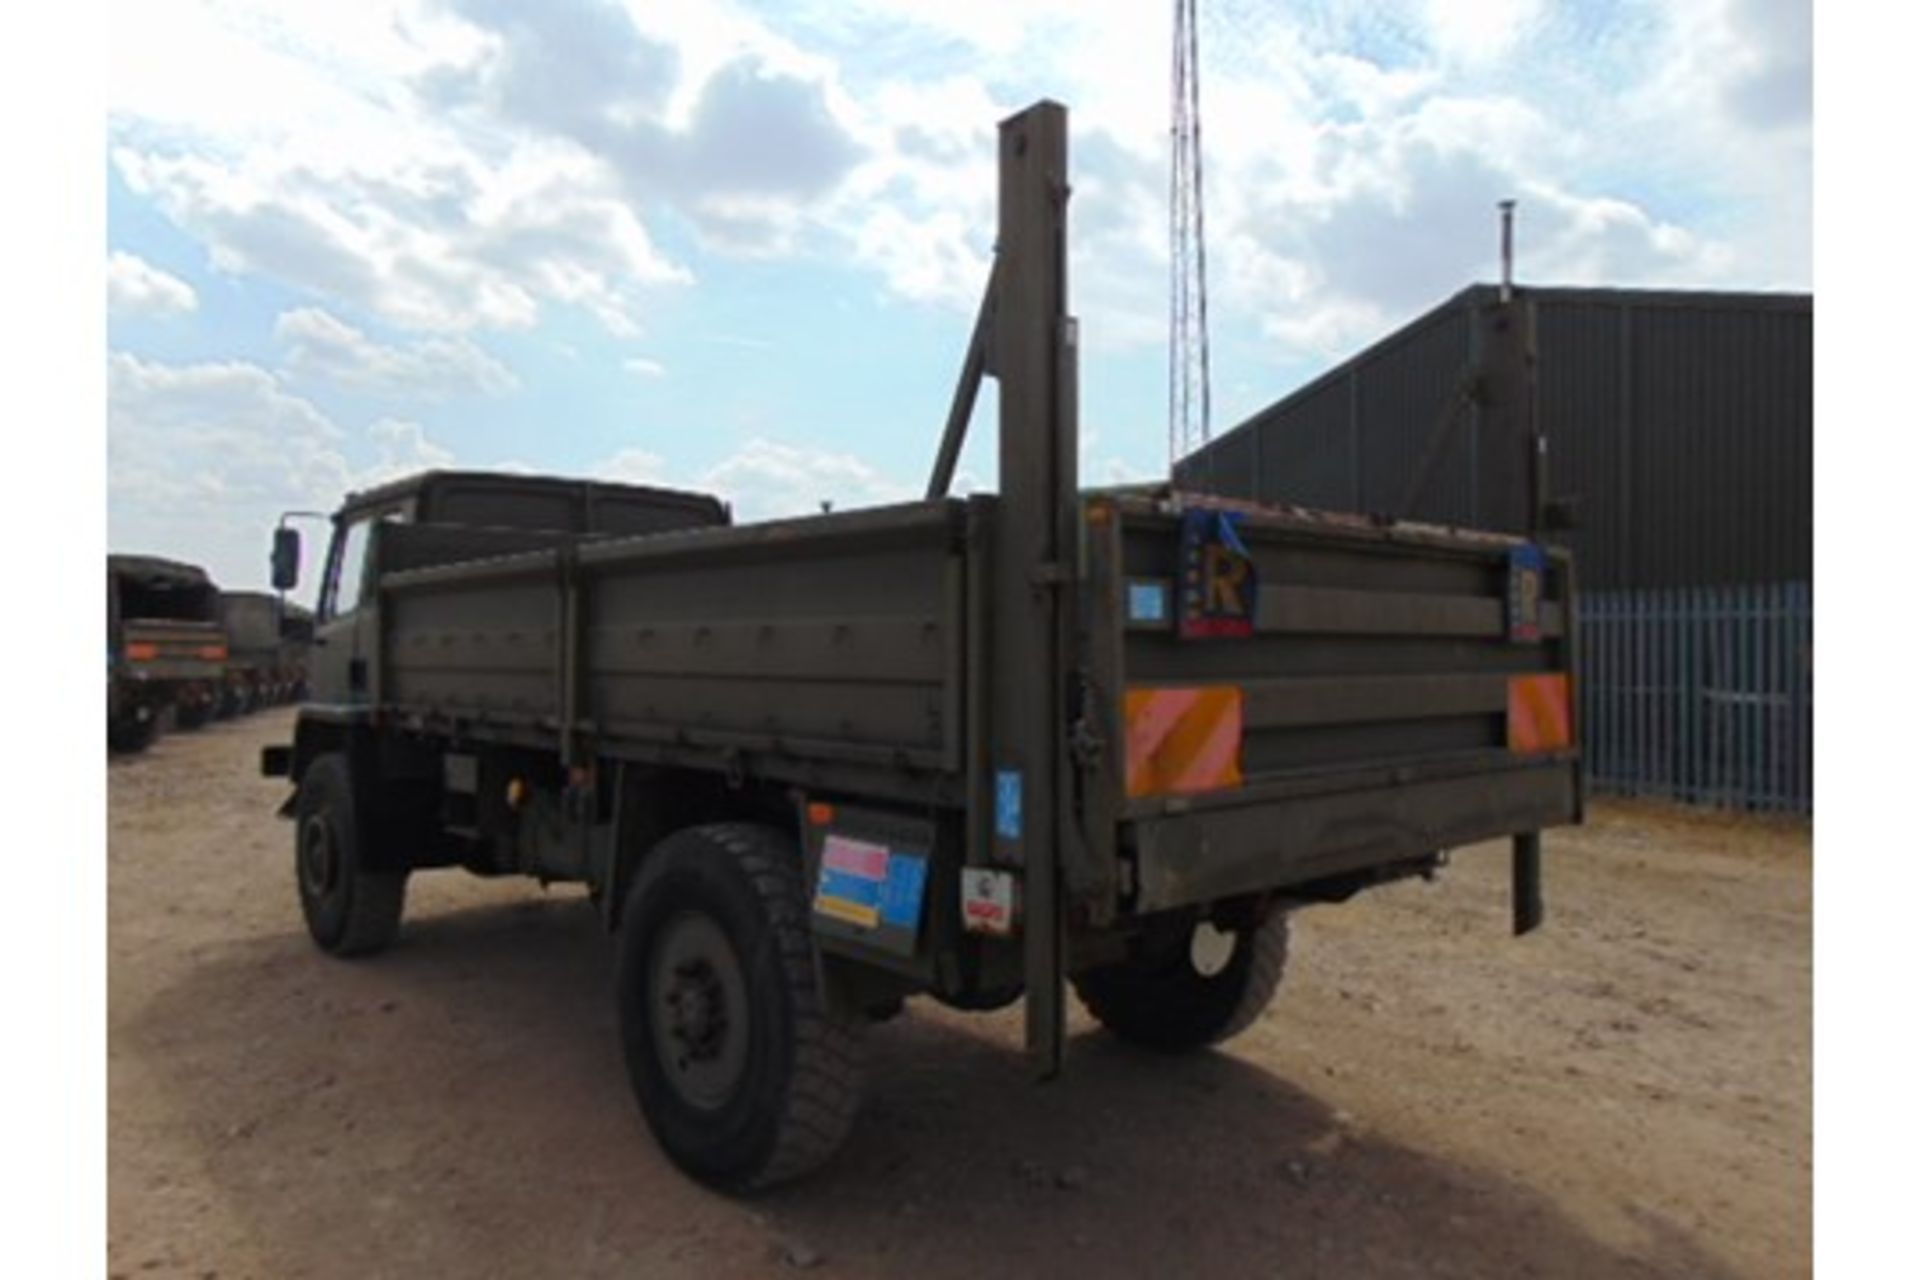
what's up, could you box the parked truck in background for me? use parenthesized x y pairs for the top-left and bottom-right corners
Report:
(261, 102), (1581, 1191)
(108, 554), (228, 751)
(278, 600), (314, 703)
(218, 590), (310, 714)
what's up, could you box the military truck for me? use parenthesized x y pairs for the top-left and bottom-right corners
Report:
(217, 590), (311, 714)
(278, 600), (315, 703)
(108, 554), (228, 750)
(262, 102), (1580, 1190)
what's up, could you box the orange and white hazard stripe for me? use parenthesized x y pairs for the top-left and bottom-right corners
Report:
(1124, 685), (1245, 797)
(1507, 673), (1573, 753)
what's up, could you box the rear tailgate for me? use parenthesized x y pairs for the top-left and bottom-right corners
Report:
(1085, 495), (1580, 915)
(120, 619), (227, 681)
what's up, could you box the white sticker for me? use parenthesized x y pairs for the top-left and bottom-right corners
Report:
(960, 868), (1017, 937)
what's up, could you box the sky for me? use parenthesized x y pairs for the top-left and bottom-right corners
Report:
(105, 0), (1811, 595)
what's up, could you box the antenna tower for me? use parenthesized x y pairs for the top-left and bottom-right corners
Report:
(1169, 0), (1212, 468)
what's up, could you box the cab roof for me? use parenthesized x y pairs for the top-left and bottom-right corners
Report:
(341, 469), (728, 521)
(107, 554), (214, 589)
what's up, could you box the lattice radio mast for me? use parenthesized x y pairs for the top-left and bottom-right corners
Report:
(1169, 0), (1213, 469)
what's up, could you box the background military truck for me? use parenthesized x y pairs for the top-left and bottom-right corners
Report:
(217, 591), (309, 715)
(278, 601), (314, 703)
(261, 102), (1581, 1191)
(108, 554), (228, 751)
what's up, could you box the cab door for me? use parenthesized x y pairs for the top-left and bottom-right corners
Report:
(311, 507), (406, 706)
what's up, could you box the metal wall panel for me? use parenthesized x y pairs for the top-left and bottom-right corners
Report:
(1355, 304), (1475, 524)
(1533, 300), (1624, 590)
(1204, 424), (1260, 501)
(1625, 302), (1813, 588)
(1259, 376), (1354, 510)
(1176, 285), (1813, 592)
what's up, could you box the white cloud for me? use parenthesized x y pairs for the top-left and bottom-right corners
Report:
(108, 351), (457, 592)
(699, 437), (912, 521)
(366, 417), (456, 481)
(105, 0), (1807, 506)
(109, 352), (354, 591)
(107, 0), (879, 338)
(622, 356), (666, 378)
(1419, 0), (1543, 64)
(593, 436), (911, 523)
(600, 446), (669, 485)
(113, 142), (687, 337)
(850, 205), (988, 310)
(1216, 107), (1725, 357)
(275, 306), (518, 398)
(106, 0), (1804, 376)
(830, 0), (1800, 360)
(107, 250), (198, 318)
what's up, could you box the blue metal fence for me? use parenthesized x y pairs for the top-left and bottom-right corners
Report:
(1580, 583), (1812, 813)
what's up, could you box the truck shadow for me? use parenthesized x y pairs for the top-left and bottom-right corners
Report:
(124, 891), (1738, 1279)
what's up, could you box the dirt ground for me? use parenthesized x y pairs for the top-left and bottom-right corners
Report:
(109, 709), (1810, 1279)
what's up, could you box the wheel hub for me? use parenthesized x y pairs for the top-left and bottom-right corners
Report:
(1190, 920), (1238, 977)
(666, 959), (729, 1058)
(649, 912), (750, 1110)
(299, 816), (339, 898)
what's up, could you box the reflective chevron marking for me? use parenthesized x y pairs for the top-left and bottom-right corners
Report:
(1124, 685), (1245, 797)
(1508, 673), (1573, 753)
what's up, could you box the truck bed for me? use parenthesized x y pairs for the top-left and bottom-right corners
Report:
(368, 489), (1578, 922)
(375, 502), (968, 806)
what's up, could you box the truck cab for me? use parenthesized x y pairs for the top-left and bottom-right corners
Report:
(274, 471), (730, 708)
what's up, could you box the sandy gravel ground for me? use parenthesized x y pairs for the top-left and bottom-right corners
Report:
(109, 710), (1810, 1279)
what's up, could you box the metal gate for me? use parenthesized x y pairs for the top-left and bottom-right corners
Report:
(1581, 583), (1812, 813)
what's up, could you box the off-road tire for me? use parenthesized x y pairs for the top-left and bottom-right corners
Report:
(108, 713), (157, 754)
(617, 822), (866, 1191)
(295, 752), (407, 957)
(1073, 910), (1290, 1052)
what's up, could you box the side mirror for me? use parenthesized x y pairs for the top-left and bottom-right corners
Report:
(271, 527), (301, 591)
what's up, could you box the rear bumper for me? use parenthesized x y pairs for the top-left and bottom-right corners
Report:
(127, 659), (225, 684)
(1123, 753), (1578, 913)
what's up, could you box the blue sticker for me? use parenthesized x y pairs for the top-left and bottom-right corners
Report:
(995, 769), (1023, 841)
(1128, 581), (1168, 624)
(878, 852), (929, 931)
(817, 867), (882, 910)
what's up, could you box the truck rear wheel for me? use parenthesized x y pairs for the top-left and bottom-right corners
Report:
(295, 753), (407, 957)
(108, 710), (157, 754)
(616, 822), (866, 1191)
(1073, 910), (1290, 1052)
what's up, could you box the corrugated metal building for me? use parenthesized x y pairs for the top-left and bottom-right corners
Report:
(1176, 284), (1813, 812)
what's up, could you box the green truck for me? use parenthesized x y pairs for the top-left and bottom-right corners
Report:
(218, 590), (312, 715)
(108, 554), (228, 751)
(261, 102), (1580, 1190)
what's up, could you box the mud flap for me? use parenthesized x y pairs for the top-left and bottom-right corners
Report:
(1512, 831), (1544, 936)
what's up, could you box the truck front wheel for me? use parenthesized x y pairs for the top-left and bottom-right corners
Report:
(294, 753), (407, 956)
(616, 823), (866, 1191)
(1073, 910), (1290, 1052)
